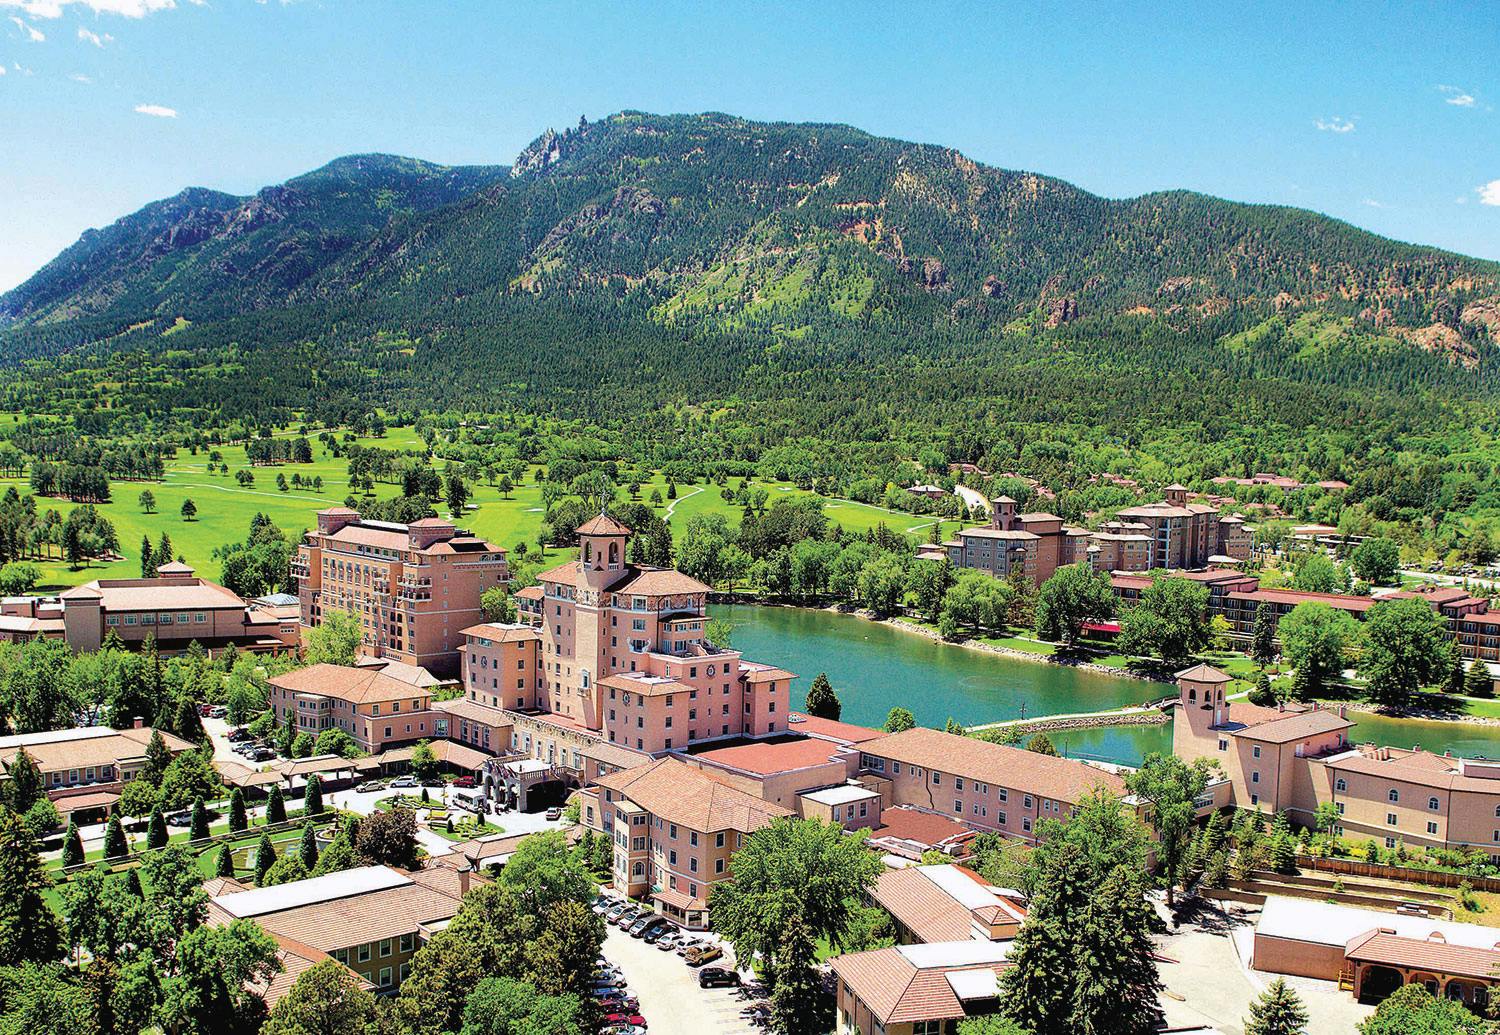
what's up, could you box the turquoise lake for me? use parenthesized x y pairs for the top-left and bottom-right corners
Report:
(713, 604), (1500, 766)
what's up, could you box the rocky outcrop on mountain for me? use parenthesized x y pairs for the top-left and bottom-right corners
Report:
(1046, 297), (1081, 326)
(512, 128), (566, 177)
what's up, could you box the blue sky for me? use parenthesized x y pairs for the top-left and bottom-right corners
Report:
(1, 0), (1497, 291)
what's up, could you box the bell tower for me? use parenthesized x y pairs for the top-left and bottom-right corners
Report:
(578, 512), (631, 591)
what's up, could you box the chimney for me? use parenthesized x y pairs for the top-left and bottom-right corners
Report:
(133, 716), (145, 730)
(458, 864), (471, 896)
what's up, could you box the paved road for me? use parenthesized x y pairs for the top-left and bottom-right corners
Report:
(601, 926), (761, 1035)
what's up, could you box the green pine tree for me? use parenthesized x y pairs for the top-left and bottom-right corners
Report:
(1249, 671), (1276, 706)
(1250, 603), (1277, 666)
(254, 832), (277, 886)
(1243, 977), (1309, 1035)
(804, 672), (841, 720)
(102, 814), (127, 859)
(299, 822), (319, 870)
(190, 798), (210, 840)
(229, 787), (248, 832)
(999, 843), (1091, 1032)
(215, 843), (236, 878)
(1067, 866), (1163, 1035)
(0, 808), (63, 966)
(769, 915), (832, 1035)
(61, 816), (84, 867)
(146, 807), (167, 850)
(267, 785), (286, 825)
(1465, 660), (1494, 698)
(304, 775), (324, 816)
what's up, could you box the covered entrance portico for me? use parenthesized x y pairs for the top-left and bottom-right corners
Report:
(1347, 931), (1497, 1012)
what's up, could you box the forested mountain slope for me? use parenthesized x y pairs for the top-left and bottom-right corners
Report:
(3, 110), (1498, 430)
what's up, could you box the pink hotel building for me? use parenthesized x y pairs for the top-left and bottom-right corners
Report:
(450, 514), (1150, 928)
(1174, 664), (1500, 858)
(293, 509), (507, 676)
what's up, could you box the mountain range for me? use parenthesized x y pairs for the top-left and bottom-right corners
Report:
(3, 111), (1499, 422)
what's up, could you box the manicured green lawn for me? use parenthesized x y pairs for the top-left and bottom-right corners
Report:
(9, 421), (927, 592)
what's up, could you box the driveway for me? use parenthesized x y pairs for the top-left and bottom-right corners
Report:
(601, 926), (760, 1035)
(1155, 902), (1372, 1035)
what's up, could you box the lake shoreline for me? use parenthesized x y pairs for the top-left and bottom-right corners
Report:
(730, 598), (1164, 685)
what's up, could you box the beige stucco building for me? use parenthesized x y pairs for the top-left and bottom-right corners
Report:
(293, 509), (507, 676)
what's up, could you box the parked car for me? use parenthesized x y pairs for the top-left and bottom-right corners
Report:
(164, 810), (194, 826)
(642, 923), (673, 944)
(615, 911), (645, 930)
(627, 916), (657, 937)
(207, 706), (227, 719)
(250, 748), (277, 762)
(602, 1015), (645, 1028)
(355, 781), (384, 793)
(226, 728), (250, 742)
(675, 938), (706, 957)
(544, 806), (562, 821)
(697, 967), (740, 989)
(655, 932), (683, 951)
(453, 775), (475, 788)
(391, 775), (419, 788)
(198, 704), (212, 717)
(684, 945), (723, 967)
(598, 998), (639, 1015)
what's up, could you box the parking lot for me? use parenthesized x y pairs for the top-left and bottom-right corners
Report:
(600, 925), (764, 1035)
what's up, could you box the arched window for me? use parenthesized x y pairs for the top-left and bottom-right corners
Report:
(1335, 778), (1347, 792)
(1429, 797), (1440, 811)
(584, 541), (593, 563)
(609, 541), (619, 565)
(1188, 688), (1197, 702)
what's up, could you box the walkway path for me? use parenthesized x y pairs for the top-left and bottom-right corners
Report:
(661, 485), (704, 521)
(967, 703), (1164, 733)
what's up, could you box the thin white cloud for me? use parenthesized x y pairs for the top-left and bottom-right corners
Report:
(9, 14), (45, 40)
(134, 102), (176, 117)
(12, 61), (33, 74)
(1479, 180), (1500, 207)
(69, 71), (90, 81)
(1439, 85), (1477, 108)
(1361, 199), (1385, 209)
(0, 62), (6, 74)
(77, 24), (111, 45)
(0, 0), (178, 17)
(1314, 116), (1356, 134)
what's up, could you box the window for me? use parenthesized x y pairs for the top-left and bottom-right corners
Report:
(914, 1023), (945, 1035)
(379, 967), (393, 988)
(379, 938), (392, 958)
(1387, 813), (1398, 826)
(715, 858), (725, 874)
(1218, 739), (1228, 751)
(1429, 797), (1440, 811)
(997, 788), (1007, 802)
(954, 799), (963, 814)
(931, 772), (941, 786)
(357, 944), (371, 963)
(1023, 795), (1033, 809)
(1252, 745), (1261, 759)
(1251, 771), (1259, 784)
(715, 832), (725, 849)
(1335, 778), (1347, 792)
(1388, 789), (1400, 803)
(997, 811), (1007, 826)
(955, 777), (964, 791)
(1428, 821), (1439, 834)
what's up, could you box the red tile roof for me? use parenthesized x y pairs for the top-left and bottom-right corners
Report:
(692, 736), (852, 777)
(869, 728), (1127, 803)
(269, 664), (432, 706)
(787, 712), (887, 745)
